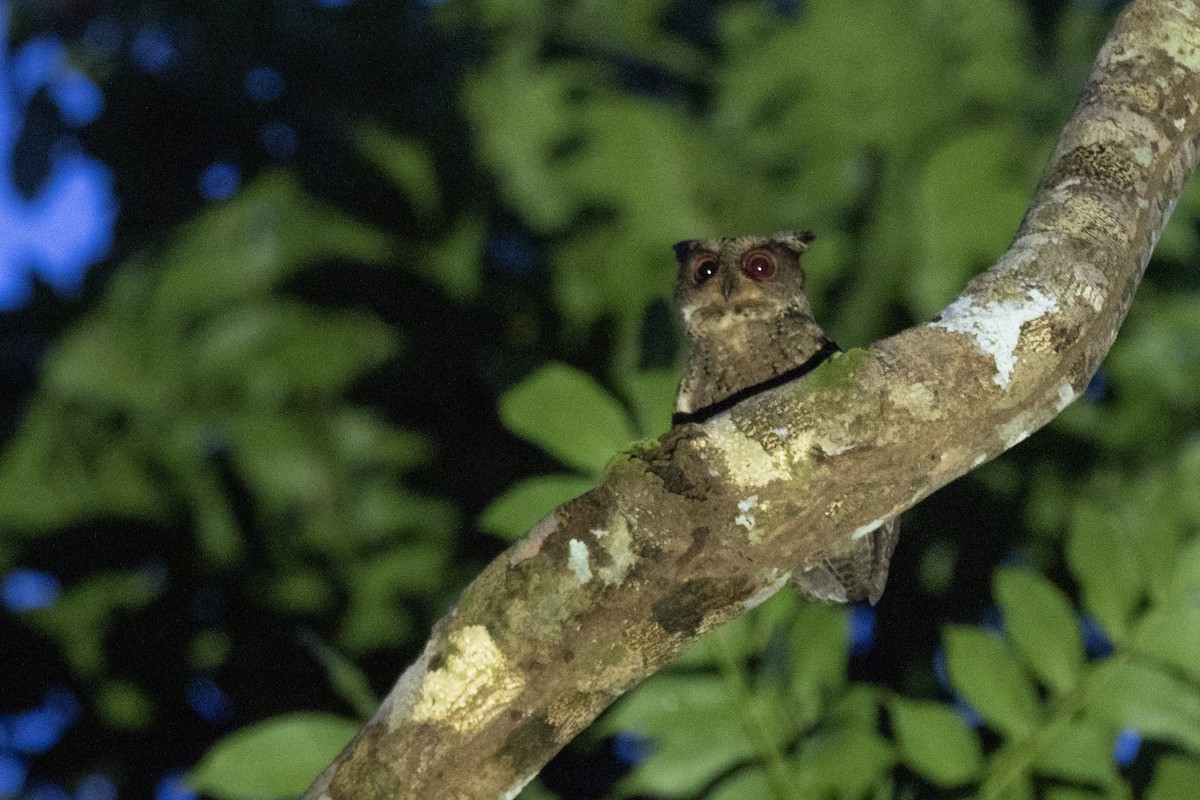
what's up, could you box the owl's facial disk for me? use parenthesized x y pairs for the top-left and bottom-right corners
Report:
(687, 248), (778, 313)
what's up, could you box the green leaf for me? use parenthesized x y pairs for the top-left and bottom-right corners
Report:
(188, 713), (358, 799)
(96, 680), (155, 731)
(1178, 443), (1200, 527)
(0, 405), (166, 531)
(191, 472), (244, 566)
(1132, 606), (1200, 685)
(601, 674), (798, 798)
(674, 591), (802, 670)
(1067, 502), (1144, 641)
(349, 543), (448, 597)
(337, 545), (449, 653)
(332, 410), (432, 472)
(425, 213), (485, 300)
(189, 630), (232, 672)
(46, 314), (162, 410)
(620, 367), (679, 439)
(944, 625), (1040, 738)
(993, 775), (1036, 800)
(789, 602), (849, 715)
(298, 632), (378, 720)
(1034, 719), (1118, 787)
(1147, 755), (1200, 800)
(338, 601), (413, 657)
(673, 612), (758, 669)
(269, 568), (334, 616)
(705, 766), (773, 800)
(1167, 534), (1200, 604)
(1042, 789), (1104, 800)
(911, 127), (1045, 318)
(152, 173), (390, 318)
(355, 483), (458, 541)
(498, 363), (636, 476)
(552, 228), (678, 346)
(1088, 660), (1200, 753)
(462, 54), (584, 232)
(1157, 177), (1200, 264)
(792, 727), (894, 800)
(355, 123), (440, 216)
(30, 571), (164, 677)
(194, 304), (398, 400)
(888, 697), (982, 787)
(479, 474), (597, 541)
(994, 569), (1085, 694)
(227, 415), (334, 511)
(560, 98), (709, 241)
(828, 685), (881, 731)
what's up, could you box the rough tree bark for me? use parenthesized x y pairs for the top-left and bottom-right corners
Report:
(305, 1), (1200, 797)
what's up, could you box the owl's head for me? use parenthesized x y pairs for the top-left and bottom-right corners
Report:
(672, 230), (815, 331)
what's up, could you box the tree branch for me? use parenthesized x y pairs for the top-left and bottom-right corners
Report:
(305, 1), (1200, 797)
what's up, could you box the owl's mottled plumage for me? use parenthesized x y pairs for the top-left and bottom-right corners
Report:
(672, 231), (898, 604)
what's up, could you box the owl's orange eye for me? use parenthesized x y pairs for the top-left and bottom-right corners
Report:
(693, 257), (719, 285)
(742, 251), (775, 280)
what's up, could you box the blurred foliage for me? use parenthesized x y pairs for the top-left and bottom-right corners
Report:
(187, 713), (358, 800)
(4, 0), (1200, 798)
(480, 361), (674, 539)
(0, 173), (460, 662)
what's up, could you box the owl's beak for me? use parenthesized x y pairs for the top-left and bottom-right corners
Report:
(720, 270), (736, 301)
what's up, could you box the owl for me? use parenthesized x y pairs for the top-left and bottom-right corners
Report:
(671, 231), (898, 604)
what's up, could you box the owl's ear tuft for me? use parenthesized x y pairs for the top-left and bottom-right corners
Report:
(672, 239), (700, 263)
(772, 230), (815, 253)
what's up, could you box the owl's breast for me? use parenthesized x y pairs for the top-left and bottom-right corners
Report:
(675, 312), (829, 415)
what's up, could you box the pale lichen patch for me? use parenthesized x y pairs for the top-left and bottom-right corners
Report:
(814, 435), (853, 456)
(1164, 21), (1200, 71)
(735, 495), (759, 532)
(500, 775), (537, 800)
(743, 570), (791, 610)
(998, 417), (1034, 450)
(387, 628), (441, 727)
(1056, 383), (1078, 412)
(931, 445), (985, 480)
(1060, 193), (1128, 242)
(1169, 0), (1197, 21)
(1070, 260), (1108, 312)
(852, 518), (885, 540)
(930, 287), (1060, 389)
(887, 381), (941, 420)
(568, 539), (593, 584)
(411, 625), (524, 733)
(594, 513), (636, 586)
(708, 415), (793, 488)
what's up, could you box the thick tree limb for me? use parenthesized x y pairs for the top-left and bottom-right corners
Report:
(305, 2), (1200, 797)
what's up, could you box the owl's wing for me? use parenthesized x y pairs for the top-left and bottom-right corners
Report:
(866, 516), (900, 604)
(790, 562), (851, 604)
(791, 517), (900, 605)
